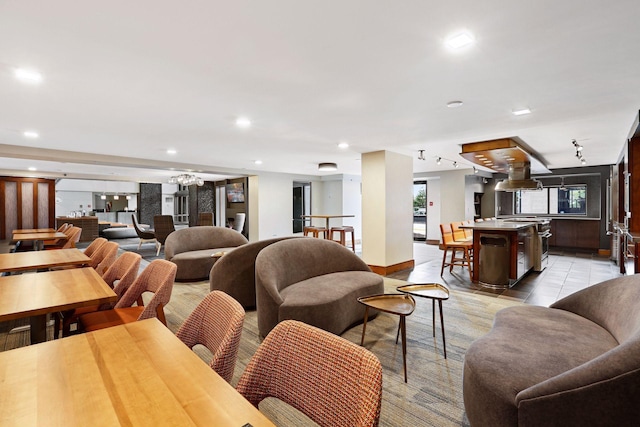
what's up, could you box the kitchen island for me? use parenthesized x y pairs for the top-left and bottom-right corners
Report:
(462, 220), (537, 288)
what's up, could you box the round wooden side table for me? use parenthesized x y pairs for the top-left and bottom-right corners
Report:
(357, 293), (416, 383)
(396, 283), (450, 359)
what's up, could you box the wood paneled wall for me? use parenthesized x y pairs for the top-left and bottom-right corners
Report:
(0, 177), (55, 240)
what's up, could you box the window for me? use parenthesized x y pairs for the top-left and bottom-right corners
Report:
(515, 185), (587, 215)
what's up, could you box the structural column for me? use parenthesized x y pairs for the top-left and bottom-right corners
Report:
(361, 150), (414, 275)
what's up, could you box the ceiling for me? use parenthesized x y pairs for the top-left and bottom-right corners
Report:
(1, 0), (639, 182)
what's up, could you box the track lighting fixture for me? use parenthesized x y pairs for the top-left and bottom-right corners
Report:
(572, 139), (586, 165)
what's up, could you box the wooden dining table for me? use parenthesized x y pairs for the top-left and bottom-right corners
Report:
(0, 248), (91, 273)
(301, 214), (355, 231)
(12, 228), (56, 234)
(11, 231), (68, 251)
(0, 267), (116, 344)
(0, 318), (276, 427)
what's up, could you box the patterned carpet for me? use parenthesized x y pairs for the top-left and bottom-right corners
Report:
(0, 250), (521, 426)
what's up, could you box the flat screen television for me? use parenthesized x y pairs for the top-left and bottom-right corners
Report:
(226, 183), (245, 203)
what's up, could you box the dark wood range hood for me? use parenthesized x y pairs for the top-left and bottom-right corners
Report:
(460, 137), (550, 191)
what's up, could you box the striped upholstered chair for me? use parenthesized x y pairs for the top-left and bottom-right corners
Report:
(236, 320), (383, 427)
(79, 259), (176, 331)
(83, 237), (107, 258)
(176, 291), (245, 383)
(56, 251), (142, 338)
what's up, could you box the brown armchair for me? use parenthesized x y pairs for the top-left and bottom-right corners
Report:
(153, 215), (175, 256)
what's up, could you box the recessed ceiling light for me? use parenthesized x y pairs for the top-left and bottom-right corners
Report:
(512, 108), (531, 116)
(254, 160), (263, 165)
(28, 167), (37, 171)
(14, 68), (43, 84)
(338, 142), (349, 149)
(447, 100), (464, 108)
(445, 31), (475, 50)
(23, 131), (39, 139)
(167, 149), (177, 155)
(235, 117), (252, 128)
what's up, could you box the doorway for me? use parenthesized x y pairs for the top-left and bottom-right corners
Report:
(413, 180), (427, 241)
(293, 182), (311, 233)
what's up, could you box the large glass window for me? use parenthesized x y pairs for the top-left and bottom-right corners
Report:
(515, 185), (587, 215)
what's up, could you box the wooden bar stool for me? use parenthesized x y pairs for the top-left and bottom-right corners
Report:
(329, 226), (355, 252)
(303, 226), (327, 238)
(439, 224), (473, 280)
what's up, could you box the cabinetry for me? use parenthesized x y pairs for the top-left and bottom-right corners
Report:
(56, 216), (99, 242)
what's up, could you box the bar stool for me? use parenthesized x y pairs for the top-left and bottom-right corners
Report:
(303, 226), (327, 238)
(439, 223), (473, 280)
(329, 226), (355, 252)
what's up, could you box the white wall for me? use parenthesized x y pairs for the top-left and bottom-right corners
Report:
(342, 175), (362, 240)
(254, 172), (308, 240)
(425, 178), (441, 241)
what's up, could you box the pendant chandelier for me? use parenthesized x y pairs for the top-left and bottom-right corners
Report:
(168, 174), (204, 186)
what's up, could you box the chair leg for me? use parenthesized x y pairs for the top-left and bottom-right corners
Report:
(137, 239), (142, 250)
(440, 248), (448, 276)
(156, 241), (162, 256)
(350, 231), (355, 252)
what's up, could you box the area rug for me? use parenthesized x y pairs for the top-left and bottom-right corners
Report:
(161, 277), (522, 427)
(0, 275), (520, 426)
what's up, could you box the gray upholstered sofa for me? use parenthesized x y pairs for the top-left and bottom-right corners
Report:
(255, 238), (384, 338)
(209, 236), (299, 308)
(164, 226), (248, 281)
(463, 274), (640, 427)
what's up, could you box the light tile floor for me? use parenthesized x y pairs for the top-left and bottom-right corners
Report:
(387, 243), (623, 305)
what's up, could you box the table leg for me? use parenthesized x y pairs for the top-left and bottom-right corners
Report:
(325, 218), (330, 238)
(401, 315), (408, 383)
(439, 300), (447, 359)
(432, 299), (436, 337)
(360, 307), (369, 346)
(30, 314), (47, 344)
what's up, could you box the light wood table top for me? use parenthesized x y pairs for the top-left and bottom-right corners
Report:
(12, 228), (56, 234)
(0, 318), (276, 427)
(0, 248), (91, 273)
(301, 214), (355, 230)
(0, 267), (116, 322)
(11, 231), (68, 242)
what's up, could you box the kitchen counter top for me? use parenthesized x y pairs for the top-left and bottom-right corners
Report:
(461, 220), (536, 231)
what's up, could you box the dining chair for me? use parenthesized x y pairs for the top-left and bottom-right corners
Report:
(153, 215), (175, 256)
(45, 226), (82, 249)
(83, 237), (107, 258)
(236, 320), (383, 427)
(55, 252), (143, 338)
(232, 213), (246, 234)
(176, 291), (245, 383)
(198, 212), (214, 226)
(79, 259), (176, 332)
(132, 214), (159, 251)
(91, 241), (119, 276)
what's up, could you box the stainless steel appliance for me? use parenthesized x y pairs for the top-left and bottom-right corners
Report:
(502, 217), (551, 272)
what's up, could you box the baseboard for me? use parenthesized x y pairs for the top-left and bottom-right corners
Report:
(598, 249), (611, 257)
(425, 239), (440, 245)
(368, 259), (415, 276)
